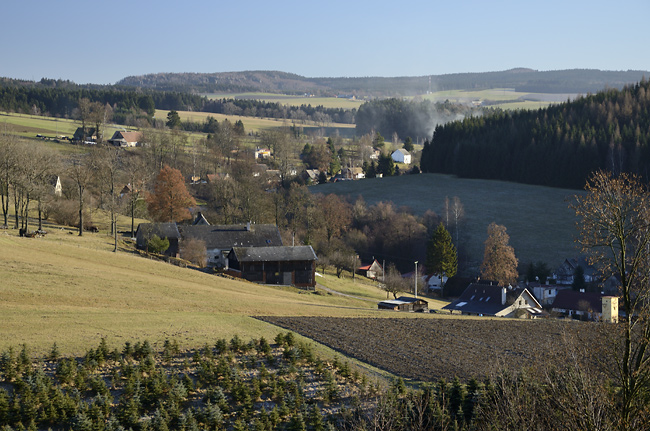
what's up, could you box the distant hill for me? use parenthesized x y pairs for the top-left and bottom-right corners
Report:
(116, 69), (650, 97)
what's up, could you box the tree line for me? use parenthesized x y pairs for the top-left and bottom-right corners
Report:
(421, 79), (650, 189)
(0, 78), (355, 128)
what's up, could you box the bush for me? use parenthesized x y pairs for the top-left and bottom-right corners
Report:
(180, 238), (207, 268)
(147, 235), (169, 254)
(48, 198), (92, 229)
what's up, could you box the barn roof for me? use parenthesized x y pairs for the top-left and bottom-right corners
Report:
(178, 224), (282, 249)
(136, 223), (180, 240)
(442, 284), (539, 316)
(230, 245), (317, 262)
(551, 290), (604, 313)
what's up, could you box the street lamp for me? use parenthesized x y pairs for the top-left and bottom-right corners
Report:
(414, 261), (418, 298)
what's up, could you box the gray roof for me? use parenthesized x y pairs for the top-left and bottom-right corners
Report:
(136, 223), (181, 240)
(178, 224), (282, 249)
(442, 283), (513, 315)
(230, 245), (317, 262)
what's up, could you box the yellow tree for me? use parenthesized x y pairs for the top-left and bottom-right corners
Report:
(480, 222), (518, 286)
(147, 165), (196, 222)
(573, 170), (650, 429)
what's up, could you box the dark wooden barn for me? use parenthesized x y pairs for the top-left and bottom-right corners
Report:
(226, 245), (318, 288)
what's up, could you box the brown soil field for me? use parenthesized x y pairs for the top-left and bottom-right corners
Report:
(257, 316), (618, 383)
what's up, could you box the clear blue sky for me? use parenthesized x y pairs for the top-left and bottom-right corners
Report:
(3, 0), (649, 85)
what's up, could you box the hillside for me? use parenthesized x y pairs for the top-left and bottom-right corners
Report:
(116, 69), (650, 97)
(311, 173), (581, 270)
(0, 222), (394, 356)
(422, 79), (650, 189)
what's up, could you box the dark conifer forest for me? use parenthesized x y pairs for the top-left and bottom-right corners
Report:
(421, 79), (650, 189)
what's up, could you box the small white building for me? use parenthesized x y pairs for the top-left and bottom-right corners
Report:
(108, 131), (141, 147)
(391, 149), (411, 164)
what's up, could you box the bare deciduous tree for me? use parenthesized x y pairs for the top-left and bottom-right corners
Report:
(573, 170), (650, 429)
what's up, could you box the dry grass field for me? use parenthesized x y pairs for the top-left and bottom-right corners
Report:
(0, 216), (411, 357)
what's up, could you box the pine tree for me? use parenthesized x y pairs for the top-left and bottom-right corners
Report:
(426, 223), (458, 280)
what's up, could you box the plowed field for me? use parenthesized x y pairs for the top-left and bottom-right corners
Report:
(257, 316), (616, 382)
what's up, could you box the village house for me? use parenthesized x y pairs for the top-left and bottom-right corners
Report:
(378, 296), (428, 312)
(550, 289), (606, 320)
(527, 282), (571, 306)
(443, 283), (546, 318)
(107, 130), (141, 147)
(357, 259), (384, 280)
(553, 257), (597, 285)
(341, 166), (365, 180)
(72, 127), (97, 143)
(226, 245), (318, 288)
(391, 148), (411, 164)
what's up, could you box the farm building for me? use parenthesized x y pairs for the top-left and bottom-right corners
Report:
(107, 130), (141, 147)
(73, 127), (97, 143)
(178, 223), (282, 268)
(135, 223), (181, 257)
(226, 245), (317, 288)
(550, 290), (606, 320)
(378, 296), (428, 312)
(391, 149), (411, 164)
(443, 283), (545, 318)
(358, 259), (384, 280)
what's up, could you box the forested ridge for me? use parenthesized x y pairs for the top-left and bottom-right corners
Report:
(421, 79), (650, 189)
(0, 78), (354, 126)
(116, 69), (650, 97)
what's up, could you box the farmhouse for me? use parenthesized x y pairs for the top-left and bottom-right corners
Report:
(341, 166), (365, 180)
(357, 259), (383, 280)
(73, 127), (97, 143)
(107, 130), (141, 147)
(553, 257), (597, 285)
(391, 149), (411, 164)
(135, 223), (181, 257)
(178, 223), (283, 268)
(226, 245), (317, 288)
(443, 283), (545, 318)
(378, 296), (428, 312)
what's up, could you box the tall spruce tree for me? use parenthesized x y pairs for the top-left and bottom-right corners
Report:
(425, 223), (458, 279)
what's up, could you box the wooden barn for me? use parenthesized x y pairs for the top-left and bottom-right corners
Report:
(378, 296), (429, 312)
(226, 245), (318, 288)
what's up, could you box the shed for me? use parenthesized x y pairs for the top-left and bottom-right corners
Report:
(378, 296), (428, 312)
(227, 245), (317, 288)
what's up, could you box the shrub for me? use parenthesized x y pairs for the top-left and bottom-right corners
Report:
(147, 235), (169, 254)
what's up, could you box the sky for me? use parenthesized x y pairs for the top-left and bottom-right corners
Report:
(2, 0), (650, 85)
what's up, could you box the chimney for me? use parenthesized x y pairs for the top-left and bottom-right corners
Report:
(501, 286), (507, 305)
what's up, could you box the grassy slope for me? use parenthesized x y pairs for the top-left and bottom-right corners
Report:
(155, 109), (354, 134)
(0, 111), (139, 143)
(312, 173), (582, 270)
(1, 217), (451, 356)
